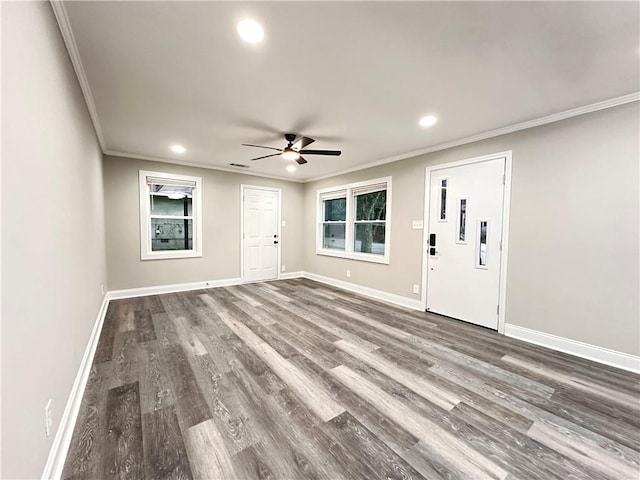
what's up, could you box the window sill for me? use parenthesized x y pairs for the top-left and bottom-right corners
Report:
(141, 250), (202, 261)
(316, 249), (389, 265)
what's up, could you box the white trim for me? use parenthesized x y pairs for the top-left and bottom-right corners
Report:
(240, 185), (282, 283)
(315, 249), (391, 265)
(302, 272), (422, 311)
(138, 170), (203, 260)
(421, 151), (512, 334)
(50, 1), (106, 150)
(278, 271), (304, 280)
(305, 92), (640, 183)
(498, 154), (513, 334)
(109, 277), (242, 300)
(316, 176), (392, 264)
(504, 324), (640, 374)
(41, 293), (110, 480)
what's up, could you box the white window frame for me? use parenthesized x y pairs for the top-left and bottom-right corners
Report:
(139, 170), (203, 260)
(320, 190), (347, 253)
(316, 176), (391, 264)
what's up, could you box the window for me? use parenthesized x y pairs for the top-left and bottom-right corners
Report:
(456, 198), (467, 243)
(353, 188), (386, 255)
(139, 170), (203, 260)
(317, 177), (391, 263)
(322, 193), (346, 251)
(476, 219), (488, 268)
(439, 178), (448, 221)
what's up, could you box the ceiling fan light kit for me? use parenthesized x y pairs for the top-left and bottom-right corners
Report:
(242, 133), (342, 167)
(281, 148), (300, 161)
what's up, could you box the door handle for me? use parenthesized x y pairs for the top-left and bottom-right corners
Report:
(273, 240), (279, 245)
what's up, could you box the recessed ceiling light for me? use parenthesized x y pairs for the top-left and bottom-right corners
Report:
(419, 115), (438, 127)
(286, 165), (297, 172)
(171, 145), (186, 154)
(237, 19), (264, 44)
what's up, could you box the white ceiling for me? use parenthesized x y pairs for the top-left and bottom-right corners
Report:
(59, 1), (639, 182)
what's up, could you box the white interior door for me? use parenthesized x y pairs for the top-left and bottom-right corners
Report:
(242, 187), (280, 282)
(426, 157), (506, 329)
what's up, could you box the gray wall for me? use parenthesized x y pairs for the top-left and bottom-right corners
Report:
(304, 102), (640, 356)
(103, 155), (305, 290)
(1, 2), (108, 478)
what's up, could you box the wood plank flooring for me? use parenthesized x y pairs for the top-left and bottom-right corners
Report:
(62, 279), (640, 479)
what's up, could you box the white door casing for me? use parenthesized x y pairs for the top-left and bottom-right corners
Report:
(421, 152), (512, 331)
(241, 185), (281, 282)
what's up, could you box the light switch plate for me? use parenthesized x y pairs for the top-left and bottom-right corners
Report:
(412, 220), (423, 229)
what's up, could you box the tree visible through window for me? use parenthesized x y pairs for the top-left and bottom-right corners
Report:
(354, 190), (386, 254)
(317, 177), (391, 263)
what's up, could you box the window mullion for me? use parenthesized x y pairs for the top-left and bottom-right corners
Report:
(346, 188), (354, 254)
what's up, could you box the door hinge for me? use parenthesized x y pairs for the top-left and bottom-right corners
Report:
(497, 304), (500, 315)
(502, 173), (506, 185)
(499, 240), (502, 251)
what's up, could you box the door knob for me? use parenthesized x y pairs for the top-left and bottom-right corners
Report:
(273, 240), (279, 245)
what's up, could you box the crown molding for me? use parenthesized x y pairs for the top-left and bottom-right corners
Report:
(50, 0), (106, 150)
(105, 91), (639, 184)
(304, 92), (640, 183)
(104, 150), (304, 183)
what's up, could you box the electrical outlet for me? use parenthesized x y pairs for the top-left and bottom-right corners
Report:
(346, 270), (351, 278)
(45, 400), (52, 437)
(281, 265), (286, 272)
(413, 284), (420, 295)
(282, 220), (286, 227)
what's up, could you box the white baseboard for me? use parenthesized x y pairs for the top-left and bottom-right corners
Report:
(108, 277), (242, 299)
(302, 271), (422, 311)
(279, 271), (304, 280)
(41, 293), (110, 480)
(505, 324), (640, 374)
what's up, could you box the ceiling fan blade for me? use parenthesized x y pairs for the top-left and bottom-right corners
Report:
(293, 136), (315, 150)
(298, 149), (341, 156)
(242, 143), (282, 152)
(296, 156), (308, 165)
(250, 153), (281, 161)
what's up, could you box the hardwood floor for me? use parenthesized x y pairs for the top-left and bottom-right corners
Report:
(62, 279), (640, 479)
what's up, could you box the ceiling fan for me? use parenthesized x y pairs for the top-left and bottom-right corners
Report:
(242, 133), (341, 165)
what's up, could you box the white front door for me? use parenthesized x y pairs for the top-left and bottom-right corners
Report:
(425, 156), (507, 329)
(242, 186), (280, 282)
